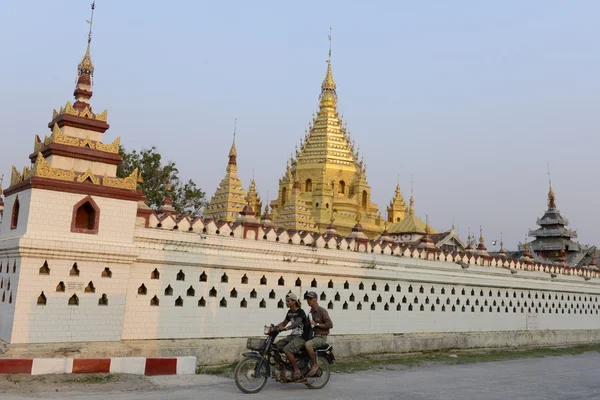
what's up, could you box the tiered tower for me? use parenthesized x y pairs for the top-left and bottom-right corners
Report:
(203, 134), (248, 222)
(0, 3), (142, 343)
(387, 193), (438, 241)
(386, 183), (407, 223)
(271, 32), (381, 236)
(527, 185), (584, 264)
(245, 178), (263, 218)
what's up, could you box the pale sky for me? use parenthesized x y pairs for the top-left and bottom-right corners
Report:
(1, 1), (599, 250)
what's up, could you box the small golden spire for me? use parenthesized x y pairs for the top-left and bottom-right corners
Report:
(547, 162), (556, 210)
(408, 174), (415, 215)
(479, 225), (484, 243)
(228, 118), (237, 164)
(321, 27), (337, 94)
(425, 215), (431, 235)
(137, 170), (144, 184)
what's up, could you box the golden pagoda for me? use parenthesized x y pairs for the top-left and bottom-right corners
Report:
(203, 135), (247, 222)
(387, 193), (438, 241)
(245, 178), (263, 218)
(386, 183), (407, 223)
(270, 33), (382, 237)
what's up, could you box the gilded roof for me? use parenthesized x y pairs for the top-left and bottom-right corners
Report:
(387, 214), (439, 235)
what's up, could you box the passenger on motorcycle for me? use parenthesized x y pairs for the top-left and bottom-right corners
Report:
(304, 291), (333, 377)
(275, 293), (310, 380)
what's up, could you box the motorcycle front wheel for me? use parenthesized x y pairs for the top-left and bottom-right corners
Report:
(234, 356), (269, 394)
(305, 355), (331, 389)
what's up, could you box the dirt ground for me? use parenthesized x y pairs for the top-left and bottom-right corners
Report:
(0, 373), (156, 396)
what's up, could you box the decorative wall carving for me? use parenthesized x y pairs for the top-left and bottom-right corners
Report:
(52, 101), (108, 122)
(34, 123), (119, 154)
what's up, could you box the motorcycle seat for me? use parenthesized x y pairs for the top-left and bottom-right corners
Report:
(292, 343), (332, 357)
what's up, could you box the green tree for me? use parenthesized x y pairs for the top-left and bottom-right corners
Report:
(117, 145), (207, 218)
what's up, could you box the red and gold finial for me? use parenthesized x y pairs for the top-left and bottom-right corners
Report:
(547, 163), (556, 210)
(74, 2), (96, 111)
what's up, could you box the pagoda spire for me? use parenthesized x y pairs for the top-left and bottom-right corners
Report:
(477, 225), (488, 255)
(498, 232), (507, 259)
(245, 176), (262, 217)
(548, 184), (556, 210)
(547, 162), (556, 210)
(319, 27), (337, 111)
(73, 1), (96, 111)
(408, 175), (415, 216)
(203, 121), (247, 223)
(387, 180), (407, 223)
(227, 119), (238, 173)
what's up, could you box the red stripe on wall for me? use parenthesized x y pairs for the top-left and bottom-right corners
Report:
(0, 359), (33, 374)
(144, 358), (177, 375)
(72, 359), (111, 374)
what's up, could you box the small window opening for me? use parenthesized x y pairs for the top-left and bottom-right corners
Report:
(10, 197), (20, 230)
(68, 294), (79, 306)
(70, 263), (80, 276)
(175, 296), (183, 306)
(40, 261), (50, 275)
(138, 284), (147, 295)
(84, 281), (95, 293)
(98, 294), (108, 306)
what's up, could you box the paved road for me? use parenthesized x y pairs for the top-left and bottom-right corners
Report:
(4, 352), (600, 400)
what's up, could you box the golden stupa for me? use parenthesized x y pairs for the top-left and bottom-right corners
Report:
(270, 39), (383, 237)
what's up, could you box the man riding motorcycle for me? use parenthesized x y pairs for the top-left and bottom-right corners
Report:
(275, 293), (310, 380)
(304, 291), (333, 377)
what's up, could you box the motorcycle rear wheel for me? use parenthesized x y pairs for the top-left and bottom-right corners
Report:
(234, 357), (269, 394)
(305, 355), (331, 389)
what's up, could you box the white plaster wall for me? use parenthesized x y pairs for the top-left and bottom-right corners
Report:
(9, 256), (131, 344)
(46, 155), (117, 177)
(3, 219), (600, 344)
(24, 189), (137, 244)
(120, 229), (600, 341)
(62, 126), (103, 142)
(0, 257), (19, 342)
(0, 191), (32, 240)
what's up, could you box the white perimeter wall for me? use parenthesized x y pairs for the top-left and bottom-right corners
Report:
(2, 223), (600, 344)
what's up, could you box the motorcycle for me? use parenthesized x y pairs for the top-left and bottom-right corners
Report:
(234, 324), (335, 393)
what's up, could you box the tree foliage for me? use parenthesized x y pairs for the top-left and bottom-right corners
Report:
(117, 145), (206, 218)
